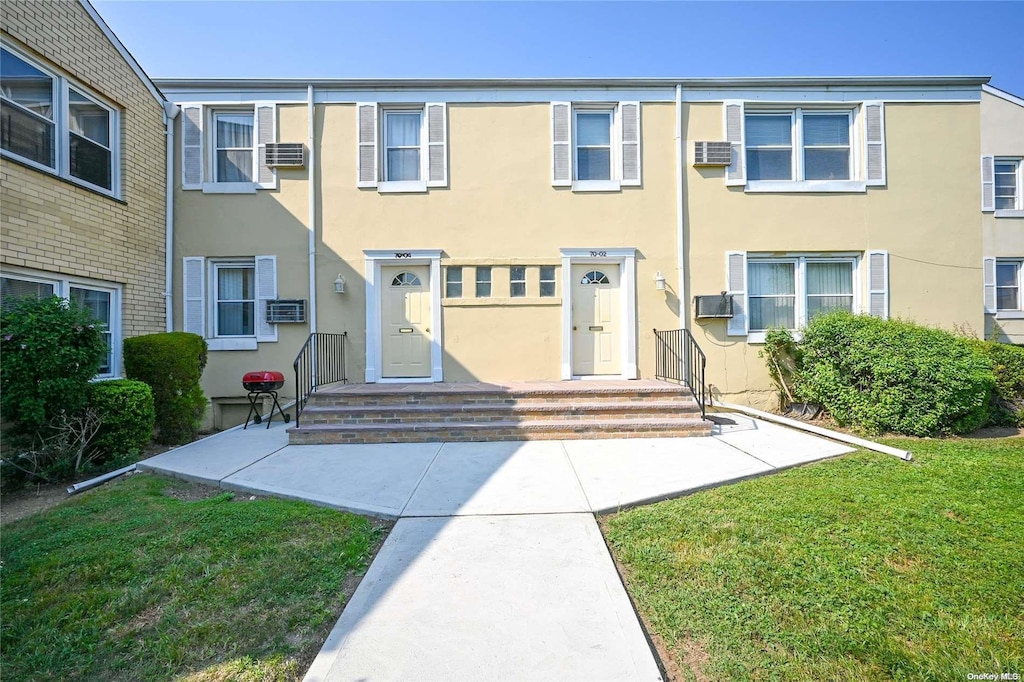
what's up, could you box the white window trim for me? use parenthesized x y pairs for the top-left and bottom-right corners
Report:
(209, 260), (257, 340)
(475, 265), (493, 298)
(572, 105), (621, 191)
(745, 254), (860, 344)
(510, 265), (527, 298)
(0, 42), (121, 199)
(0, 266), (122, 377)
(995, 258), (1024, 317)
(212, 110), (255, 184)
(201, 106), (258, 192)
(445, 265), (463, 299)
(744, 106), (863, 193)
(994, 158), (1023, 215)
(379, 106), (428, 193)
(539, 266), (558, 298)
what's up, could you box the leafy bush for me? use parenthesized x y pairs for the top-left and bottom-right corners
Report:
(124, 332), (208, 445)
(88, 380), (155, 459)
(798, 312), (994, 436)
(972, 340), (1024, 426)
(0, 296), (107, 439)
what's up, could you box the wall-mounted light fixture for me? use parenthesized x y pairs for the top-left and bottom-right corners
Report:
(334, 274), (346, 294)
(654, 271), (666, 291)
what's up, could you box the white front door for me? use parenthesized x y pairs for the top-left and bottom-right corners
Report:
(571, 264), (621, 376)
(381, 265), (432, 378)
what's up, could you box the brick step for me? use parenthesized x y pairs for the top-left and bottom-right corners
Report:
(307, 388), (696, 409)
(287, 417), (711, 445)
(300, 400), (702, 426)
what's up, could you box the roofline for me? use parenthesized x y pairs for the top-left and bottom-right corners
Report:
(152, 75), (991, 91)
(983, 84), (1024, 108)
(78, 0), (166, 107)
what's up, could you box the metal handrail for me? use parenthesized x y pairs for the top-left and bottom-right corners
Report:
(293, 332), (347, 427)
(653, 328), (707, 418)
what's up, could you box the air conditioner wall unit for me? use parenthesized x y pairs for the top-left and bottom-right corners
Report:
(693, 141), (733, 166)
(263, 143), (305, 168)
(266, 299), (306, 323)
(694, 294), (734, 319)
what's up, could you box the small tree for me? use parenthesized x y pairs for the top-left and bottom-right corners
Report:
(0, 296), (107, 440)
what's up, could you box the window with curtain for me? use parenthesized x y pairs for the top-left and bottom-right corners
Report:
(70, 286), (112, 374)
(214, 112), (254, 182)
(574, 110), (613, 181)
(384, 110), (422, 181)
(214, 264), (255, 336)
(748, 257), (855, 332)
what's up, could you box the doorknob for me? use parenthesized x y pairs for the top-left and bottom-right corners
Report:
(425, 328), (430, 333)
(572, 326), (577, 331)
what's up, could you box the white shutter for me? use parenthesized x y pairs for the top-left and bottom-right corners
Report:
(426, 103), (447, 187)
(981, 156), (996, 212)
(183, 257), (205, 336)
(864, 102), (886, 186)
(181, 105), (203, 189)
(983, 257), (997, 313)
(618, 101), (641, 186)
(551, 102), (572, 186)
(255, 255), (278, 342)
(868, 250), (889, 319)
(724, 101), (745, 186)
(726, 251), (748, 336)
(356, 103), (378, 188)
(255, 103), (277, 189)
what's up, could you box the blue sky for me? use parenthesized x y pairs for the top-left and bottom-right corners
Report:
(93, 1), (1024, 95)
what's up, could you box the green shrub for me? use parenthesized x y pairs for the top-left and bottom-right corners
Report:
(88, 379), (155, 459)
(972, 340), (1024, 426)
(0, 296), (107, 440)
(123, 332), (208, 445)
(799, 312), (993, 436)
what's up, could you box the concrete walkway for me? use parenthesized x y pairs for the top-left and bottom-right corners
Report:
(139, 414), (853, 681)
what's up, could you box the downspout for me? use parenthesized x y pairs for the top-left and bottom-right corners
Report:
(163, 101), (180, 332)
(307, 84), (317, 335)
(675, 84), (687, 328)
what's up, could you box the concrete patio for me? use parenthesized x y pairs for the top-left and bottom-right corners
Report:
(138, 412), (855, 681)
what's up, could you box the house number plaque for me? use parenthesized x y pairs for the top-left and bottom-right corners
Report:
(589, 250), (607, 257)
(394, 252), (412, 258)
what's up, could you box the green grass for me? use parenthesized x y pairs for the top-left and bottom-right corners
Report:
(602, 438), (1024, 681)
(0, 474), (388, 681)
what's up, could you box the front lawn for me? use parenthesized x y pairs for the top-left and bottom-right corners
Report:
(1, 473), (388, 681)
(602, 437), (1024, 680)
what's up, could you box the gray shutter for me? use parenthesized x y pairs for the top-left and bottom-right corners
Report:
(864, 102), (886, 186)
(426, 102), (447, 187)
(255, 255), (278, 342)
(981, 156), (996, 212)
(983, 257), (997, 313)
(356, 103), (378, 188)
(181, 105), (203, 189)
(183, 257), (205, 336)
(255, 103), (277, 189)
(551, 102), (572, 186)
(868, 250), (889, 319)
(619, 101), (641, 186)
(726, 251), (747, 336)
(724, 101), (745, 186)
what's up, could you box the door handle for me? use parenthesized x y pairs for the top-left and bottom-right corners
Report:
(572, 326), (577, 331)
(425, 328), (430, 333)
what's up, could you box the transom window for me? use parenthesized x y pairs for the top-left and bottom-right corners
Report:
(580, 270), (610, 285)
(1, 45), (119, 195)
(995, 159), (1021, 210)
(0, 271), (119, 377)
(383, 109), (422, 182)
(445, 266), (462, 298)
(214, 112), (254, 183)
(996, 260), (1022, 311)
(213, 263), (255, 337)
(748, 258), (855, 332)
(391, 271), (422, 287)
(746, 110), (852, 182)
(574, 110), (613, 181)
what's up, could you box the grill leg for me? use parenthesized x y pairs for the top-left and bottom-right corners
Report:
(244, 391), (262, 429)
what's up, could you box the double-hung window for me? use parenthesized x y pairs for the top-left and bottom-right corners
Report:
(996, 260), (1022, 312)
(747, 257), (856, 337)
(745, 110), (852, 182)
(0, 269), (120, 377)
(510, 266), (527, 298)
(476, 266), (492, 298)
(212, 262), (256, 337)
(383, 109), (423, 182)
(551, 102), (641, 190)
(445, 266), (463, 298)
(213, 112), (254, 183)
(1, 45), (119, 196)
(995, 160), (1021, 210)
(355, 103), (447, 192)
(574, 109), (614, 181)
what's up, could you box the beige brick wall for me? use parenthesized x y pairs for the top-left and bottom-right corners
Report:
(0, 0), (167, 340)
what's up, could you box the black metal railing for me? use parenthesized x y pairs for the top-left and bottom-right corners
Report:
(653, 328), (707, 417)
(293, 332), (347, 427)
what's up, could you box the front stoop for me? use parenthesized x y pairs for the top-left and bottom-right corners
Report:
(287, 380), (711, 444)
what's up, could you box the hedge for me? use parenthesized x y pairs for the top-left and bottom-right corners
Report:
(88, 379), (155, 459)
(124, 332), (208, 445)
(971, 340), (1024, 426)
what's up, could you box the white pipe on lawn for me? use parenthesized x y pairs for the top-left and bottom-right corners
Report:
(714, 401), (913, 461)
(67, 464), (137, 495)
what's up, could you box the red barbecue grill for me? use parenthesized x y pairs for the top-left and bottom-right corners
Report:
(242, 370), (290, 429)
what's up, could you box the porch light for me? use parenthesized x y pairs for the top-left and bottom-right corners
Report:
(334, 274), (346, 294)
(654, 271), (666, 291)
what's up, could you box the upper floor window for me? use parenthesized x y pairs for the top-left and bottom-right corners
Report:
(996, 259), (1022, 312)
(995, 159), (1021, 211)
(356, 102), (447, 192)
(745, 110), (852, 182)
(179, 103), (276, 192)
(1, 45), (119, 196)
(213, 112), (254, 183)
(551, 101), (641, 191)
(383, 109), (422, 182)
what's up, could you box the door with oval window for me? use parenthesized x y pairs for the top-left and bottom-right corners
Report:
(571, 264), (620, 375)
(381, 265), (431, 378)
